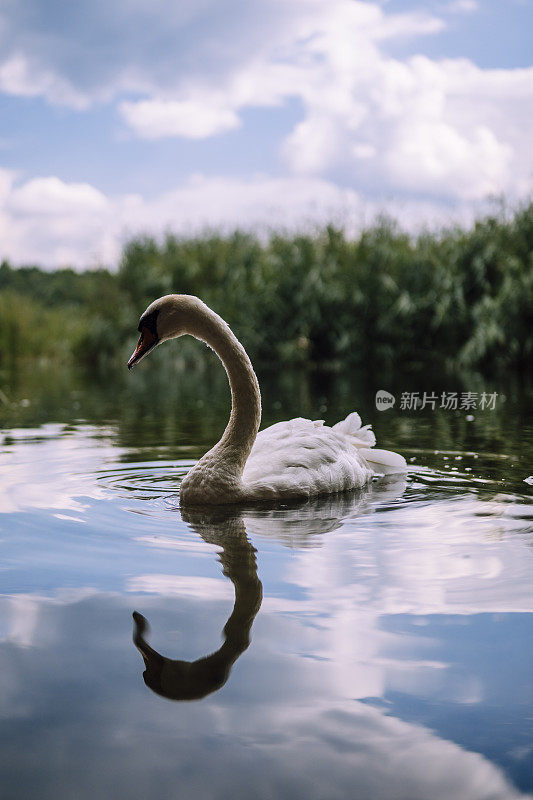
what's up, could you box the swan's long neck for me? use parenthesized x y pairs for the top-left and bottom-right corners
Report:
(187, 305), (261, 486)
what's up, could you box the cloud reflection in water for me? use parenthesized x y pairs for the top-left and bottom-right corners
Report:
(1, 425), (532, 799)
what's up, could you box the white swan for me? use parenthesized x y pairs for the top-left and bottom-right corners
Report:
(127, 294), (407, 505)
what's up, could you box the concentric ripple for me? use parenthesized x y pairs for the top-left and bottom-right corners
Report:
(96, 460), (192, 501)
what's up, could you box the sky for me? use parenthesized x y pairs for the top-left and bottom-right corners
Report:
(0, 0), (531, 269)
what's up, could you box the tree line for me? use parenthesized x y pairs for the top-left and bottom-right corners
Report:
(0, 203), (531, 375)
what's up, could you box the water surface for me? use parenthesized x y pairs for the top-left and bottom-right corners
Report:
(0, 363), (532, 800)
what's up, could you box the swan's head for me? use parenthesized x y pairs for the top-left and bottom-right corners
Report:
(127, 294), (208, 369)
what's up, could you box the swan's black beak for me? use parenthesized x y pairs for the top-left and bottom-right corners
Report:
(127, 326), (159, 369)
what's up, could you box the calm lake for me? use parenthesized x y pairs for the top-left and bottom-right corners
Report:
(0, 357), (532, 800)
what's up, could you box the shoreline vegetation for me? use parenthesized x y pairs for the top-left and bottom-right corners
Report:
(0, 204), (531, 376)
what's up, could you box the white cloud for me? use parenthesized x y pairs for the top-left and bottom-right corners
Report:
(383, 118), (513, 200)
(10, 176), (108, 215)
(0, 0), (315, 105)
(0, 54), (88, 108)
(0, 170), (113, 267)
(107, 1), (527, 203)
(119, 98), (241, 139)
(279, 29), (533, 200)
(0, 0), (531, 250)
(1, 167), (499, 269)
(0, 169), (360, 267)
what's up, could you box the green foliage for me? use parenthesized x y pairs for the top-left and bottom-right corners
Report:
(0, 289), (78, 366)
(0, 202), (531, 375)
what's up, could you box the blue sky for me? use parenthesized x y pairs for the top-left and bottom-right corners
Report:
(0, 0), (531, 268)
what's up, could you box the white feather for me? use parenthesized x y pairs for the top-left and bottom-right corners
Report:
(242, 415), (406, 500)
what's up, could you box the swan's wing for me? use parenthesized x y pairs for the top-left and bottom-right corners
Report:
(332, 412), (407, 473)
(247, 418), (327, 468)
(357, 447), (407, 474)
(331, 411), (376, 447)
(243, 417), (373, 500)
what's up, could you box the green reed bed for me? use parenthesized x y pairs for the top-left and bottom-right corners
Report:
(0, 203), (531, 375)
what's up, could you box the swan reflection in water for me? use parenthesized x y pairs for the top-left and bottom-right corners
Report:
(133, 475), (406, 701)
(133, 507), (263, 701)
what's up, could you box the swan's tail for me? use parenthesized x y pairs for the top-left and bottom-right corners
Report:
(332, 412), (407, 475)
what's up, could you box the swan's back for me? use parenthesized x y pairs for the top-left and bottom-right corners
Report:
(242, 415), (386, 500)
